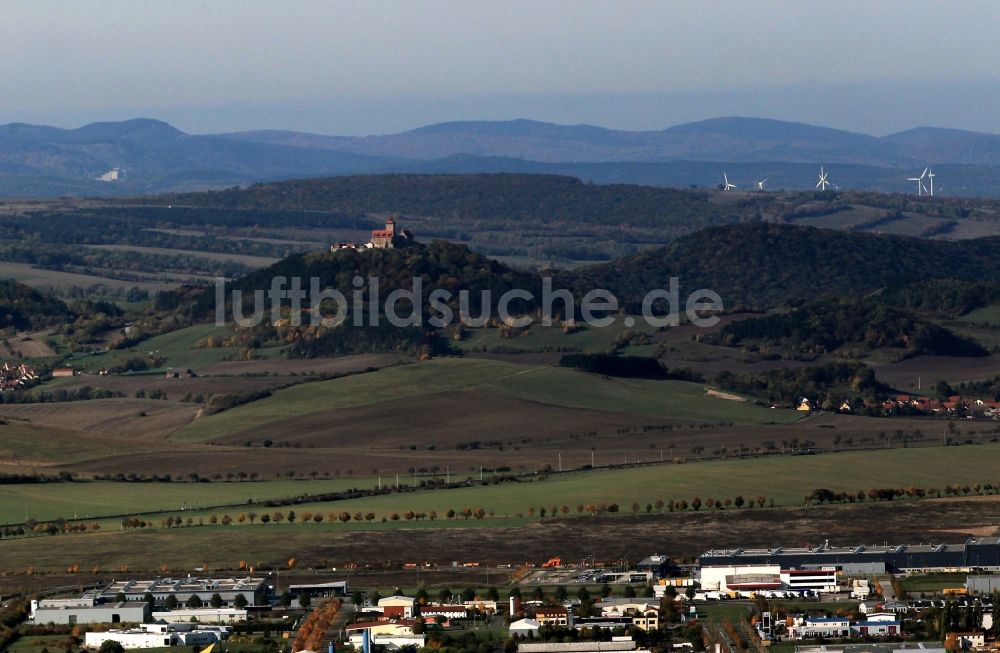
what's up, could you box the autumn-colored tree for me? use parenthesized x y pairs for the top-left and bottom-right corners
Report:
(312, 514), (323, 523)
(691, 497), (702, 511)
(339, 512), (351, 524)
(272, 511), (284, 524)
(365, 512), (375, 522)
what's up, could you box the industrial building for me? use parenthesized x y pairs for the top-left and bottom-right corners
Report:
(966, 575), (1000, 594)
(151, 608), (247, 624)
(287, 581), (349, 600)
(84, 624), (223, 649)
(699, 565), (838, 594)
(700, 538), (1000, 573)
(85, 577), (267, 607)
(31, 598), (149, 625)
(636, 555), (672, 579)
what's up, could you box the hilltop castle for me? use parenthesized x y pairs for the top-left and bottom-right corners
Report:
(331, 216), (414, 252)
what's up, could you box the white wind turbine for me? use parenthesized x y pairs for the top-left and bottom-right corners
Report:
(908, 168), (929, 196)
(756, 179), (768, 191)
(815, 166), (831, 191)
(722, 172), (737, 191)
(927, 168), (935, 196)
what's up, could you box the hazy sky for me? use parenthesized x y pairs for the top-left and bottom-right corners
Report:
(2, 0), (999, 135)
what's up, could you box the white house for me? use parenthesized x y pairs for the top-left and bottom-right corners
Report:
(788, 617), (851, 639)
(509, 618), (541, 637)
(949, 633), (986, 650)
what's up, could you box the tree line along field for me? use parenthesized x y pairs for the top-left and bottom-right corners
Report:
(113, 443), (1000, 526)
(3, 442), (999, 534)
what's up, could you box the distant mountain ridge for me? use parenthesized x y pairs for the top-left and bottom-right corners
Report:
(2, 116), (1000, 197)
(217, 117), (1000, 167)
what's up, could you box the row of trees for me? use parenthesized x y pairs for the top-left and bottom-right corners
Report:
(0, 520), (100, 539)
(292, 599), (342, 653)
(806, 484), (1000, 505)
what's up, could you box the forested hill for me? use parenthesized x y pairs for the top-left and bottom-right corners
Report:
(0, 280), (78, 331)
(564, 223), (1000, 310)
(146, 174), (755, 230)
(167, 222), (1000, 319)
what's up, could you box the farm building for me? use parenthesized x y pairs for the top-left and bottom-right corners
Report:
(700, 538), (1000, 573)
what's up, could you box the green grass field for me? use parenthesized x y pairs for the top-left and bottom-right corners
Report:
(0, 478), (377, 523)
(454, 320), (658, 353)
(0, 441), (998, 573)
(173, 358), (798, 443)
(962, 305), (1000, 327)
(900, 573), (968, 594)
(65, 324), (245, 372)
